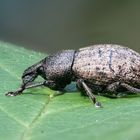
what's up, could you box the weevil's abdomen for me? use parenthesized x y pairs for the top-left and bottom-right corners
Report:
(72, 44), (140, 86)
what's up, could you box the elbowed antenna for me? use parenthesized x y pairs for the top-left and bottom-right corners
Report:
(5, 58), (47, 96)
(21, 58), (46, 85)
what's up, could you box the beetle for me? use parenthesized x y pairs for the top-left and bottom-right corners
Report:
(6, 44), (140, 107)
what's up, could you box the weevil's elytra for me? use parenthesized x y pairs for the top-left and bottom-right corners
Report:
(6, 44), (140, 108)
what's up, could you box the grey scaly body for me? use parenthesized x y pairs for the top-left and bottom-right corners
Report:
(6, 44), (140, 107)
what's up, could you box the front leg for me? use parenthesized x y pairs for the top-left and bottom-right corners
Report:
(6, 80), (66, 96)
(6, 64), (42, 96)
(6, 85), (25, 96)
(6, 81), (45, 96)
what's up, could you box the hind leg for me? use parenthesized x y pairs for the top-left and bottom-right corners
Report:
(120, 83), (140, 94)
(105, 82), (125, 97)
(106, 82), (120, 92)
(106, 82), (140, 97)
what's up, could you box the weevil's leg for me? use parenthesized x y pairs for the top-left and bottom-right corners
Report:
(116, 92), (128, 98)
(25, 82), (45, 89)
(106, 82), (140, 97)
(5, 81), (45, 96)
(6, 62), (45, 96)
(43, 80), (66, 97)
(76, 80), (87, 96)
(77, 79), (102, 108)
(105, 82), (128, 98)
(120, 83), (140, 94)
(106, 82), (120, 92)
(51, 90), (65, 98)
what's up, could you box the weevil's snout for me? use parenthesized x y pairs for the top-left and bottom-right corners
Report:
(21, 59), (45, 85)
(22, 68), (37, 85)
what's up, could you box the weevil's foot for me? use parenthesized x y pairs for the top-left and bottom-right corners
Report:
(116, 93), (127, 98)
(53, 90), (65, 97)
(47, 90), (65, 98)
(95, 102), (102, 108)
(5, 91), (22, 96)
(5, 92), (17, 96)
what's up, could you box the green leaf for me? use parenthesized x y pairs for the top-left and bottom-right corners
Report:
(0, 41), (140, 140)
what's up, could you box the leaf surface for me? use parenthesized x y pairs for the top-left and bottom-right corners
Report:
(0, 41), (140, 140)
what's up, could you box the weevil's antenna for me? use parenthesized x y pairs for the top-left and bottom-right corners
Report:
(5, 58), (46, 96)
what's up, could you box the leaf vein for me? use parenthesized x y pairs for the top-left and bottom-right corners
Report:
(0, 105), (28, 128)
(20, 95), (51, 140)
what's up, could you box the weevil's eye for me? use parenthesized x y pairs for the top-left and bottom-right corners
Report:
(37, 66), (44, 73)
(22, 74), (32, 84)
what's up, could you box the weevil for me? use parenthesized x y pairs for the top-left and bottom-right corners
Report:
(6, 44), (140, 107)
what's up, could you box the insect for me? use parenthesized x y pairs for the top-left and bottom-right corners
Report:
(6, 44), (140, 107)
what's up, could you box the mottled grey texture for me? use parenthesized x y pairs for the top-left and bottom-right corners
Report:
(22, 44), (140, 92)
(42, 50), (76, 89)
(6, 44), (140, 100)
(73, 44), (140, 87)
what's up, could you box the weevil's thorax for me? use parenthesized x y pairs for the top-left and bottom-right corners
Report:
(42, 50), (76, 85)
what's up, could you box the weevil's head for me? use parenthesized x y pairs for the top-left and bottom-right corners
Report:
(22, 50), (76, 87)
(22, 67), (37, 84)
(22, 60), (44, 84)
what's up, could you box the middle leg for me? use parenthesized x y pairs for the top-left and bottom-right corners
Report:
(76, 79), (102, 108)
(105, 82), (127, 97)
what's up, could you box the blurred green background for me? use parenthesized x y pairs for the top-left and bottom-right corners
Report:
(0, 0), (140, 53)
